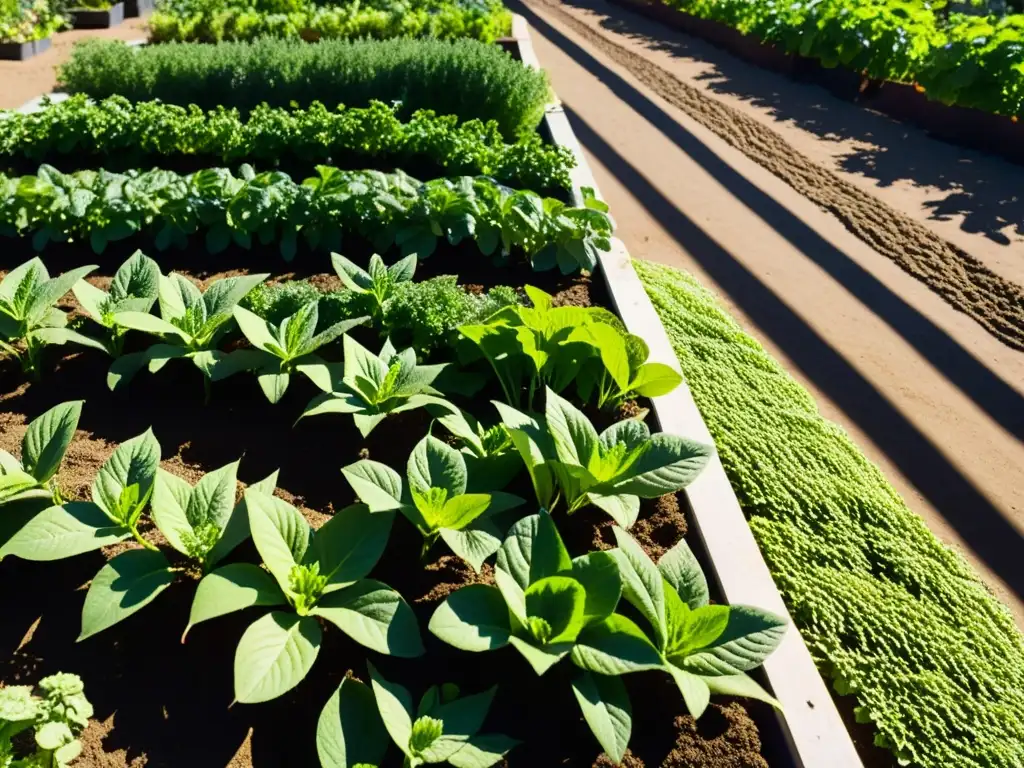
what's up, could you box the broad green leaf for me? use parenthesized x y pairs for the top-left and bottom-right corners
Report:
(30, 327), (109, 354)
(703, 672), (781, 708)
(493, 566), (526, 624)
(317, 677), (389, 768)
(79, 549), (175, 640)
(343, 335), (387, 388)
(0, 502), (128, 561)
(658, 539), (709, 610)
(508, 635), (571, 676)
(679, 606), (787, 676)
(388, 253), (417, 283)
(570, 551), (622, 623)
(185, 563), (286, 639)
(306, 504), (394, 588)
(611, 527), (666, 650)
(667, 665), (711, 719)
(588, 492), (640, 529)
(497, 512), (571, 591)
(258, 367), (291, 404)
(0, 257), (45, 303)
(598, 419), (649, 454)
(342, 461), (403, 513)
(150, 469), (193, 556)
(440, 522), (502, 573)
(203, 273), (269, 319)
(188, 460), (239, 535)
(667, 604), (729, 661)
(234, 611), (322, 703)
(26, 265), (96, 325)
(525, 576), (586, 644)
(331, 252), (372, 292)
(111, 250), (160, 303)
(246, 490), (311, 592)
(233, 306), (279, 353)
(353, 412), (388, 438)
(571, 614), (664, 675)
(301, 391), (366, 420)
(544, 389), (599, 468)
(113, 310), (189, 341)
(91, 429), (160, 524)
(630, 363), (682, 398)
(418, 688), (496, 763)
(408, 436), (467, 497)
(436, 409), (486, 456)
(22, 400), (82, 484)
(206, 469), (279, 568)
(612, 434), (714, 498)
(313, 580), (424, 657)
(428, 584), (511, 651)
(436, 494), (491, 531)
(586, 323), (631, 393)
(447, 734), (519, 768)
(368, 663), (414, 758)
(0, 468), (40, 504)
(571, 671), (631, 763)
(210, 348), (268, 382)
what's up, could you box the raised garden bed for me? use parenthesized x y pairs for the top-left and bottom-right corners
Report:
(0, 39), (36, 60)
(124, 0), (153, 17)
(69, 1), (124, 29)
(0, 17), (861, 768)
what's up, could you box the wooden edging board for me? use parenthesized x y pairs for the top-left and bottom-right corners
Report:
(510, 14), (864, 768)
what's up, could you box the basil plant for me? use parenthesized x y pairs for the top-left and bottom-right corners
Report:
(496, 388), (714, 528)
(342, 434), (524, 570)
(186, 491), (423, 704)
(0, 257), (105, 378)
(1, 400), (81, 509)
(611, 527), (787, 719)
(316, 665), (518, 768)
(430, 512), (663, 762)
(72, 250), (161, 356)
(300, 336), (455, 437)
(332, 252), (416, 320)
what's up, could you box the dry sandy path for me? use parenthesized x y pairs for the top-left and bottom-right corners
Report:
(515, 0), (1024, 625)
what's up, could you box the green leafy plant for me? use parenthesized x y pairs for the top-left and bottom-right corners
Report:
(185, 491), (422, 703)
(300, 336), (455, 437)
(72, 250), (161, 356)
(429, 511), (662, 761)
(0, 257), (105, 378)
(316, 666), (518, 768)
(108, 271), (268, 396)
(434, 407), (521, 492)
(0, 672), (93, 768)
(342, 434), (524, 570)
(331, 252), (415, 321)
(0, 400), (81, 508)
(610, 526), (787, 719)
(217, 300), (369, 403)
(575, 327), (682, 410)
(495, 388), (714, 527)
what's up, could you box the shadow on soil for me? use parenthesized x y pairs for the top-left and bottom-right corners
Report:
(558, 0), (1024, 246)
(508, 0), (1024, 602)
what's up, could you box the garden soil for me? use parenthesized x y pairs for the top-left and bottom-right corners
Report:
(512, 0), (1024, 628)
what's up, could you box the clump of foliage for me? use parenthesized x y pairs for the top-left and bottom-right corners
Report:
(0, 672), (92, 767)
(342, 433), (524, 569)
(73, 250), (161, 356)
(0, 0), (68, 44)
(434, 407), (522, 490)
(637, 259), (1024, 768)
(0, 257), (105, 378)
(332, 252), (416, 322)
(0, 400), (81, 509)
(57, 37), (551, 139)
(187, 491), (422, 703)
(316, 665), (518, 768)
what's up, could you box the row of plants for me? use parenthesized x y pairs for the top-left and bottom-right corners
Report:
(0, 0), (67, 44)
(148, 0), (512, 43)
(0, 165), (612, 269)
(664, 0), (1024, 117)
(0, 96), (575, 191)
(55, 37), (551, 139)
(635, 259), (1024, 768)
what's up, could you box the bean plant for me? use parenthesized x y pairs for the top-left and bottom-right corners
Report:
(72, 250), (161, 356)
(434, 407), (521, 492)
(0, 400), (81, 509)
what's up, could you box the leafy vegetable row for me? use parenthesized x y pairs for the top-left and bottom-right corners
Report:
(0, 97), (574, 192)
(0, 165), (613, 269)
(0, 391), (786, 765)
(57, 37), (551, 140)
(0, 0), (66, 44)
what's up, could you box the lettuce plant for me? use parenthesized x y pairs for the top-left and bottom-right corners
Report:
(331, 252), (416, 321)
(610, 527), (787, 720)
(218, 301), (368, 403)
(430, 512), (662, 761)
(0, 673), (93, 768)
(72, 250), (161, 356)
(316, 665), (518, 768)
(0, 400), (82, 508)
(108, 271), (268, 394)
(434, 407), (521, 492)
(185, 491), (423, 703)
(575, 328), (682, 410)
(300, 336), (455, 437)
(0, 257), (105, 378)
(342, 434), (524, 570)
(495, 388), (714, 527)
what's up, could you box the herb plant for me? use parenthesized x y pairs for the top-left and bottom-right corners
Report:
(496, 388), (714, 527)
(316, 665), (518, 768)
(575, 327), (683, 410)
(429, 511), (663, 761)
(219, 301), (369, 403)
(109, 271), (268, 395)
(331, 252), (416, 322)
(300, 336), (455, 437)
(342, 434), (524, 570)
(186, 491), (422, 703)
(434, 407), (521, 492)
(72, 250), (161, 356)
(0, 400), (81, 508)
(0, 673), (93, 768)
(0, 257), (105, 378)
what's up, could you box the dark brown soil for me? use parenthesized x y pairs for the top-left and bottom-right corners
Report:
(0, 252), (771, 767)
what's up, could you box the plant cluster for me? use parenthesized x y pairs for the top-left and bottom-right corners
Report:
(0, 165), (612, 270)
(57, 37), (551, 139)
(0, 673), (92, 767)
(0, 97), (575, 192)
(0, 0), (67, 44)
(637, 259), (1024, 768)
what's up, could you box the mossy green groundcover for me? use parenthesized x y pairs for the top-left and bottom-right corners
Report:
(635, 259), (1024, 768)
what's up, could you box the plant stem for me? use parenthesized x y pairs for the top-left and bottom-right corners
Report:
(129, 525), (159, 552)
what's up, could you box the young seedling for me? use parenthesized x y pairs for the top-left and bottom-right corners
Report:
(0, 257), (106, 378)
(0, 673), (93, 768)
(108, 271), (268, 396)
(495, 388), (714, 528)
(72, 250), (161, 356)
(342, 434), (524, 570)
(299, 335), (455, 437)
(429, 512), (663, 762)
(434, 407), (521, 492)
(76, 463), (281, 641)
(185, 491), (423, 704)
(216, 300), (369, 403)
(575, 327), (682, 410)
(610, 527), (787, 719)
(331, 252), (416, 320)
(0, 400), (82, 508)
(316, 665), (518, 768)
